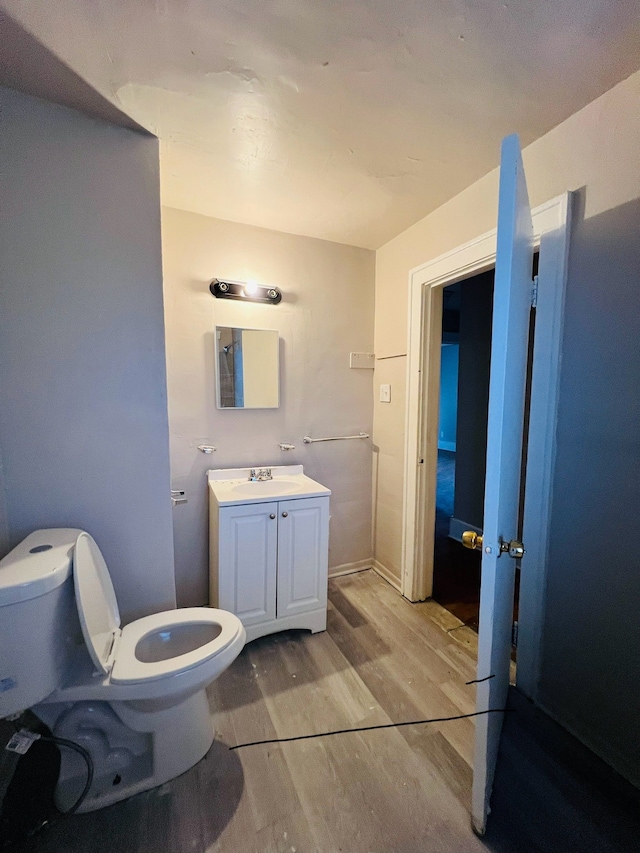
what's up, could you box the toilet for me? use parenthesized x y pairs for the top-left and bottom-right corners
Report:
(0, 528), (246, 812)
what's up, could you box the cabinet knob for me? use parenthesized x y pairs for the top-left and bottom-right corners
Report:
(269, 513), (276, 520)
(282, 511), (288, 517)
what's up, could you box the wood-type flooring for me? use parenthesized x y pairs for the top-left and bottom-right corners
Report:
(432, 450), (483, 631)
(29, 570), (640, 853)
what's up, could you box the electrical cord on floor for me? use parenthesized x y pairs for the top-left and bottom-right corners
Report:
(230, 707), (512, 750)
(1, 723), (94, 851)
(37, 736), (93, 819)
(18, 734), (94, 839)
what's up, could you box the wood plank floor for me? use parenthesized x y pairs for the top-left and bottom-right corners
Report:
(31, 571), (485, 853)
(29, 570), (640, 852)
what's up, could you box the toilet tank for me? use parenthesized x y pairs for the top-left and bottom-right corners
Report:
(0, 529), (84, 718)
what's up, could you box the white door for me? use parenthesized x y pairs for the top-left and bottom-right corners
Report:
(218, 502), (278, 626)
(471, 134), (534, 834)
(276, 496), (329, 618)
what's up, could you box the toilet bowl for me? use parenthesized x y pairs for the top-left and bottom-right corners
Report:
(0, 529), (246, 813)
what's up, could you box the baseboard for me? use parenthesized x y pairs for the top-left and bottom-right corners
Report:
(437, 440), (456, 452)
(448, 516), (482, 543)
(371, 559), (402, 592)
(329, 559), (373, 578)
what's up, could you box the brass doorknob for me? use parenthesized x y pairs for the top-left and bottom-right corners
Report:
(462, 530), (483, 551)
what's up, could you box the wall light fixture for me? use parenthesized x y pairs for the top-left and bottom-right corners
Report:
(209, 278), (282, 305)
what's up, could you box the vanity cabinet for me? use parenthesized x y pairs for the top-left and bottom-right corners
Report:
(210, 494), (330, 642)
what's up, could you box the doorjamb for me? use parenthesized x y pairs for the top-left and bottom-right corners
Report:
(401, 193), (571, 698)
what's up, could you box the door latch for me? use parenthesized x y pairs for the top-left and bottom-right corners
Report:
(462, 531), (524, 558)
(499, 538), (525, 559)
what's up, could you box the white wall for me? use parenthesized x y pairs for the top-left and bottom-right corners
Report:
(373, 69), (640, 785)
(162, 208), (375, 606)
(373, 69), (640, 583)
(0, 86), (176, 622)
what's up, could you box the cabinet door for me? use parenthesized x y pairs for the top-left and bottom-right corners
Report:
(276, 496), (329, 618)
(218, 502), (278, 626)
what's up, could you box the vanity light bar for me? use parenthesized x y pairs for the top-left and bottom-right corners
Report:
(209, 278), (282, 305)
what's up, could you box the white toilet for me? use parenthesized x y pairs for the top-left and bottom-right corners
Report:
(0, 528), (246, 812)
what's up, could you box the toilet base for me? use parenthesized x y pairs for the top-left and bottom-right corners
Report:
(34, 689), (214, 813)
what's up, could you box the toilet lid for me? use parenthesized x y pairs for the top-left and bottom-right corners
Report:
(73, 532), (121, 675)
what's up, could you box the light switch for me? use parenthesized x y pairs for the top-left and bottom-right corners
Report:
(379, 384), (391, 403)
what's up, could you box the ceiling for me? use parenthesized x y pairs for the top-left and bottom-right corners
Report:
(1, 0), (639, 248)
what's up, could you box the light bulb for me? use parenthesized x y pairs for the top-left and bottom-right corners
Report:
(244, 279), (258, 296)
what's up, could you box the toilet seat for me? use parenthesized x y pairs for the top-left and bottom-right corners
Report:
(73, 532), (243, 687)
(111, 608), (243, 684)
(73, 532), (121, 676)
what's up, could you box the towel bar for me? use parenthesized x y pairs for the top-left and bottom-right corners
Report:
(302, 432), (369, 443)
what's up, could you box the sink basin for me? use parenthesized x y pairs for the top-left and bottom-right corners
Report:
(230, 479), (302, 498)
(208, 465), (331, 506)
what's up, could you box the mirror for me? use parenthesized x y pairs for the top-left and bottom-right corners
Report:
(216, 326), (279, 409)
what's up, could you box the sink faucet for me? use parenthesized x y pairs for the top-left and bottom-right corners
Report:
(248, 468), (272, 481)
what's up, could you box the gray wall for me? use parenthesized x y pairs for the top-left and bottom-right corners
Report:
(0, 86), (176, 623)
(539, 197), (640, 786)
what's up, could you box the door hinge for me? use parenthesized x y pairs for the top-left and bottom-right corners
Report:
(531, 275), (539, 308)
(511, 620), (519, 649)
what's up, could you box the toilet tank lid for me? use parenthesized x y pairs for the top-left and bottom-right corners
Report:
(0, 528), (83, 606)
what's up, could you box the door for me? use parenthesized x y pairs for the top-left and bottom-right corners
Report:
(471, 134), (534, 834)
(276, 496), (329, 618)
(218, 501), (278, 626)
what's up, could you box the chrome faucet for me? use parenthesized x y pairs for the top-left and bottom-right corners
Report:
(248, 468), (272, 481)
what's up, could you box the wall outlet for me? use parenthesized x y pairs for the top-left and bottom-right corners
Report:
(379, 384), (391, 403)
(350, 352), (375, 369)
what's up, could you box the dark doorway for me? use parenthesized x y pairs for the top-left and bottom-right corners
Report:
(432, 253), (538, 634)
(432, 269), (495, 631)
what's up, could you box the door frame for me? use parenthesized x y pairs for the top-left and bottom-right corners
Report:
(401, 192), (571, 698)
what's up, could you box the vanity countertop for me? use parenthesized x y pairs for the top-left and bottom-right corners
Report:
(207, 465), (331, 506)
